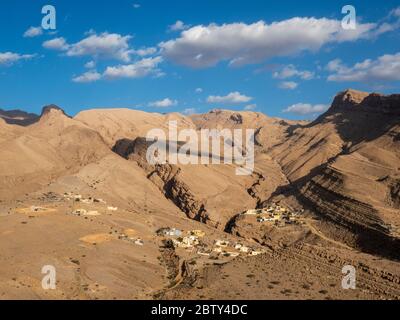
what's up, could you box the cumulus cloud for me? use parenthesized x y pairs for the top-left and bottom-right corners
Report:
(72, 70), (102, 83)
(195, 88), (203, 93)
(0, 52), (35, 66)
(43, 32), (133, 62)
(278, 81), (298, 90)
(23, 26), (43, 38)
(207, 92), (252, 104)
(133, 3), (141, 9)
(368, 7), (400, 37)
(43, 37), (69, 50)
(327, 52), (400, 82)
(149, 98), (178, 107)
(72, 57), (163, 83)
(283, 103), (329, 115)
(159, 17), (387, 68)
(103, 56), (163, 79)
(273, 65), (314, 80)
(67, 32), (133, 61)
(169, 20), (190, 32)
(391, 7), (400, 17)
(326, 59), (344, 72)
(84, 60), (96, 69)
(133, 47), (157, 56)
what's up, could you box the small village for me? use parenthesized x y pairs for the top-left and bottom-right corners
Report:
(13, 192), (271, 259)
(63, 192), (120, 217)
(241, 203), (304, 227)
(13, 192), (150, 246)
(63, 193), (148, 246)
(156, 227), (265, 259)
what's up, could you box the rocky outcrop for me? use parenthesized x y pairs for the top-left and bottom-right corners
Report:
(148, 164), (211, 224)
(40, 104), (69, 117)
(378, 175), (400, 209)
(264, 89), (400, 259)
(325, 89), (400, 116)
(0, 109), (39, 126)
(112, 137), (213, 225)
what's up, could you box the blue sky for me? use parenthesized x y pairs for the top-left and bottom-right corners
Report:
(0, 0), (399, 119)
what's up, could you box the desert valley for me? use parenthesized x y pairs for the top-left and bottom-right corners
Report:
(0, 89), (399, 300)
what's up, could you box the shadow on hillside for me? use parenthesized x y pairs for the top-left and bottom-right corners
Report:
(267, 157), (400, 261)
(112, 137), (228, 163)
(282, 93), (400, 149)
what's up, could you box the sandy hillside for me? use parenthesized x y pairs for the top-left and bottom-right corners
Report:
(0, 90), (399, 300)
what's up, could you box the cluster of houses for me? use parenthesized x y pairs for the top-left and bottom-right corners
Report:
(118, 233), (144, 246)
(212, 240), (264, 257)
(63, 193), (106, 204)
(71, 208), (101, 216)
(63, 193), (119, 216)
(156, 227), (264, 258)
(243, 204), (303, 227)
(157, 228), (204, 249)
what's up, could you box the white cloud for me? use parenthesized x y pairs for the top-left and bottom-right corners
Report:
(169, 20), (190, 32)
(244, 104), (257, 111)
(370, 7), (400, 37)
(0, 52), (35, 66)
(283, 103), (329, 115)
(133, 47), (157, 56)
(373, 22), (398, 36)
(273, 65), (314, 80)
(278, 81), (298, 90)
(326, 58), (344, 72)
(391, 7), (400, 17)
(23, 26), (43, 38)
(133, 3), (141, 9)
(195, 88), (203, 93)
(207, 92), (252, 104)
(149, 98), (178, 108)
(103, 56), (163, 79)
(159, 18), (386, 68)
(43, 37), (69, 50)
(72, 70), (102, 83)
(327, 52), (400, 82)
(72, 57), (163, 83)
(43, 32), (133, 62)
(67, 32), (133, 62)
(182, 108), (197, 115)
(84, 60), (96, 69)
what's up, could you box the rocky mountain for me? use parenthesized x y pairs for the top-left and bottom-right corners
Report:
(0, 105), (110, 199)
(1, 90), (399, 300)
(262, 90), (400, 258)
(0, 108), (39, 126)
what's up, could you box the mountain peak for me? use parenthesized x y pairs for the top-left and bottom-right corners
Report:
(40, 104), (69, 118)
(326, 89), (400, 116)
(330, 89), (370, 110)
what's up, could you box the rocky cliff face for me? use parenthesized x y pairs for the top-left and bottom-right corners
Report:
(112, 137), (214, 225)
(109, 91), (400, 258)
(267, 89), (400, 258)
(328, 89), (400, 115)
